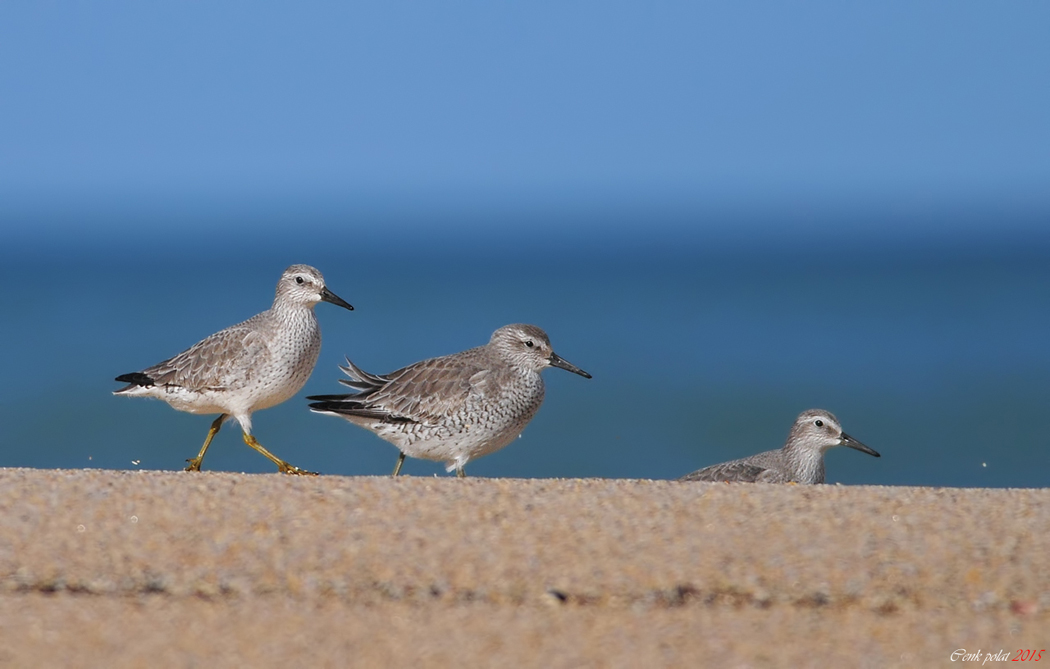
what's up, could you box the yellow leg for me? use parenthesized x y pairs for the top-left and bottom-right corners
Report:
(186, 415), (225, 472)
(456, 466), (466, 478)
(242, 433), (318, 476)
(392, 452), (406, 477)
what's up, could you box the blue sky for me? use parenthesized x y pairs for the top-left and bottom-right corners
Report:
(2, 2), (1048, 246)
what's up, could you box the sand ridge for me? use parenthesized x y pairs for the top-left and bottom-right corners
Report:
(0, 468), (1047, 666)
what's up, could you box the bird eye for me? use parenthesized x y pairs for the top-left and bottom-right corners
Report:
(295, 276), (305, 285)
(524, 340), (534, 348)
(815, 420), (824, 427)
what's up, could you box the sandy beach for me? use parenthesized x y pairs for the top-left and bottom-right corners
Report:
(0, 468), (1047, 667)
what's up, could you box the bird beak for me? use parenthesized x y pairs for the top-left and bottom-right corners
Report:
(320, 286), (354, 311)
(548, 352), (592, 379)
(841, 432), (880, 457)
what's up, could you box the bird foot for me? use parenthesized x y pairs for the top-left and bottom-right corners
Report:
(185, 458), (203, 472)
(278, 463), (319, 476)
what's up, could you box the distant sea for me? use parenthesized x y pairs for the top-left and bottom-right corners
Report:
(1, 222), (1047, 488)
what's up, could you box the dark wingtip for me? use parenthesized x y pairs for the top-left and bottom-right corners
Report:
(115, 372), (154, 387)
(308, 400), (417, 424)
(306, 394), (352, 403)
(308, 400), (344, 412)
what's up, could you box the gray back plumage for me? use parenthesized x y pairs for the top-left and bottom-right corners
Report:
(679, 449), (817, 484)
(309, 335), (534, 425)
(125, 315), (276, 392)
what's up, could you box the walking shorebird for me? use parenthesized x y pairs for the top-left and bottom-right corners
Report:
(308, 324), (591, 477)
(114, 264), (353, 474)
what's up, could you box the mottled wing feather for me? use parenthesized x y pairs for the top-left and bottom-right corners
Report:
(754, 468), (793, 483)
(313, 347), (493, 424)
(679, 461), (772, 483)
(141, 322), (271, 391)
(371, 352), (484, 421)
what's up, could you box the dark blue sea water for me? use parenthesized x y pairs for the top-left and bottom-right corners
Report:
(1, 219), (1048, 488)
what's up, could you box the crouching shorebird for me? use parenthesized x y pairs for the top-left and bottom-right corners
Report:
(114, 265), (353, 475)
(308, 324), (592, 477)
(679, 409), (880, 484)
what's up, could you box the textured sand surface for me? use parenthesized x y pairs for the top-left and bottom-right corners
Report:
(0, 468), (1047, 667)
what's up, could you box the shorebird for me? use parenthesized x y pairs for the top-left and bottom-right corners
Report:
(679, 409), (880, 484)
(308, 323), (591, 477)
(114, 264), (353, 474)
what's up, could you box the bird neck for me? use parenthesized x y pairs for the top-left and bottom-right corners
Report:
(269, 298), (320, 341)
(783, 444), (826, 484)
(272, 295), (317, 318)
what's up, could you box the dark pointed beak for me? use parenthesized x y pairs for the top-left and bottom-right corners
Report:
(841, 432), (879, 457)
(548, 352), (592, 379)
(320, 286), (354, 311)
